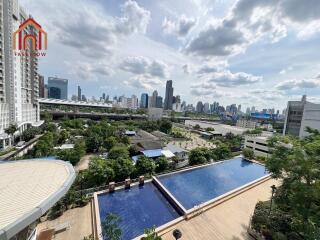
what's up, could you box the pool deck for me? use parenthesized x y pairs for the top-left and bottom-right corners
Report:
(159, 178), (279, 240)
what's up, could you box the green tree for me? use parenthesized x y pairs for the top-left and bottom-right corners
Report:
(265, 129), (320, 239)
(211, 144), (231, 160)
(57, 129), (69, 144)
(242, 148), (254, 159)
(135, 156), (155, 175)
(21, 127), (41, 142)
(104, 136), (117, 151)
(193, 124), (200, 130)
(189, 147), (210, 165)
(5, 124), (18, 143)
(110, 157), (134, 182)
(85, 133), (103, 152)
(32, 132), (55, 157)
(108, 145), (130, 160)
(85, 157), (115, 187)
(159, 120), (172, 134)
(141, 227), (162, 240)
(102, 213), (122, 240)
(155, 156), (169, 173)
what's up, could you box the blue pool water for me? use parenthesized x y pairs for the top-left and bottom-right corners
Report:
(158, 157), (267, 209)
(98, 182), (180, 240)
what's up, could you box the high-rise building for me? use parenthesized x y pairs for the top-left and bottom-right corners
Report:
(246, 107), (251, 115)
(149, 90), (158, 108)
(38, 75), (45, 98)
(203, 103), (210, 113)
(164, 80), (173, 110)
(127, 95), (138, 109)
(283, 95), (320, 138)
(172, 95), (181, 112)
(140, 93), (148, 108)
(156, 96), (163, 108)
(77, 86), (81, 101)
(196, 101), (204, 113)
(0, 0), (41, 149)
(48, 77), (68, 99)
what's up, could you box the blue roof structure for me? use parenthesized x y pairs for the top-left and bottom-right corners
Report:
(132, 155), (140, 162)
(141, 149), (163, 158)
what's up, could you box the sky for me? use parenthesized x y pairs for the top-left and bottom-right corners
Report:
(20, 0), (320, 111)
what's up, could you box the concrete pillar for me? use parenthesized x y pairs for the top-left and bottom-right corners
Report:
(125, 178), (131, 189)
(109, 182), (115, 193)
(139, 176), (144, 186)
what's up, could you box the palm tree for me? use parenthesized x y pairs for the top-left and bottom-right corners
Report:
(101, 213), (122, 240)
(5, 124), (18, 145)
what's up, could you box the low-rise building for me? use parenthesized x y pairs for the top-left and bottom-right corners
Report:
(236, 119), (256, 129)
(164, 143), (188, 161)
(244, 133), (272, 157)
(147, 107), (163, 120)
(185, 120), (249, 136)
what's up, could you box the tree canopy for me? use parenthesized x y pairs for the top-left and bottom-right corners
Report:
(262, 128), (320, 239)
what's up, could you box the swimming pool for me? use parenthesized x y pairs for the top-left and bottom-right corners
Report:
(157, 157), (267, 209)
(97, 182), (180, 240)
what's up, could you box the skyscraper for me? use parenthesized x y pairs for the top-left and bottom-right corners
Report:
(140, 93), (148, 108)
(39, 75), (45, 98)
(0, 0), (41, 149)
(203, 103), (210, 113)
(156, 96), (163, 108)
(77, 86), (82, 101)
(150, 90), (158, 108)
(196, 101), (204, 113)
(48, 77), (68, 99)
(164, 80), (173, 110)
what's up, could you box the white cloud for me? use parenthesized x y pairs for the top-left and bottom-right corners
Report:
(276, 77), (320, 90)
(124, 76), (163, 90)
(52, 0), (150, 59)
(208, 70), (262, 87)
(67, 62), (114, 81)
(185, 0), (320, 57)
(119, 56), (169, 78)
(162, 15), (197, 37)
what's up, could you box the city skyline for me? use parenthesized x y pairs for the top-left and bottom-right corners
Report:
(20, 0), (320, 110)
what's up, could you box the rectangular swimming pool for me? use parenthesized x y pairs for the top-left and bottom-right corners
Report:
(157, 157), (268, 210)
(97, 182), (180, 240)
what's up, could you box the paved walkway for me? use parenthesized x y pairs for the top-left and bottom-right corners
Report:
(37, 202), (93, 240)
(160, 178), (279, 240)
(75, 154), (96, 172)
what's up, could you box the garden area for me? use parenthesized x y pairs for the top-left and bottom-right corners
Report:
(250, 128), (320, 239)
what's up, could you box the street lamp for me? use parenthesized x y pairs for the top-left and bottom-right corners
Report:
(172, 229), (182, 240)
(80, 175), (84, 198)
(269, 184), (277, 215)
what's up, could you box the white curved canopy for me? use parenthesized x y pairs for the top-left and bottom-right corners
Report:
(0, 160), (75, 240)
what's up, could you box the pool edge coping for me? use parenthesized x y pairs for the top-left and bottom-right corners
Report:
(184, 173), (271, 217)
(93, 156), (268, 240)
(93, 178), (181, 240)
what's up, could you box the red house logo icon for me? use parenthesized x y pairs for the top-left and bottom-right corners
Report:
(13, 18), (47, 51)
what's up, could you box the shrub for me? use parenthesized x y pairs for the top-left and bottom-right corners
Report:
(135, 156), (155, 176)
(189, 147), (210, 165)
(242, 148), (254, 159)
(155, 156), (169, 173)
